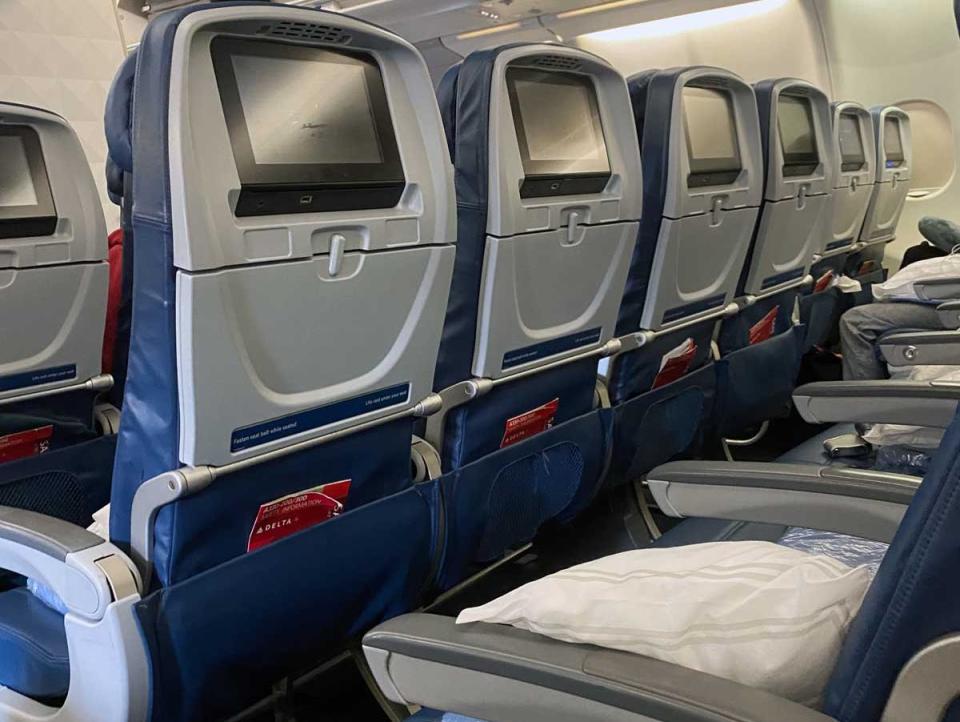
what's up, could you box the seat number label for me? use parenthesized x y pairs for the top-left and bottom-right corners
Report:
(247, 480), (351, 553)
(0, 425), (53, 463)
(501, 398), (560, 448)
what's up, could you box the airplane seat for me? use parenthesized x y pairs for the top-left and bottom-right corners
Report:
(0, 103), (116, 527)
(0, 4), (456, 721)
(109, 5), (457, 719)
(837, 105), (912, 308)
(714, 78), (833, 437)
(800, 102), (876, 350)
(361, 408), (960, 722)
(427, 44), (639, 589)
(607, 66), (762, 485)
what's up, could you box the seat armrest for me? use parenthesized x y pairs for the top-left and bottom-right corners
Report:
(0, 506), (140, 620)
(937, 300), (960, 329)
(880, 330), (960, 366)
(647, 461), (918, 543)
(915, 279), (960, 303)
(793, 381), (960, 427)
(363, 614), (836, 722)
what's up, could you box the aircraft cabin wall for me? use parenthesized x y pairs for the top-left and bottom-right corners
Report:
(815, 0), (960, 266)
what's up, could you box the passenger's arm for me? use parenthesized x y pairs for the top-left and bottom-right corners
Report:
(792, 381), (960, 428)
(647, 461), (917, 543)
(363, 614), (837, 722)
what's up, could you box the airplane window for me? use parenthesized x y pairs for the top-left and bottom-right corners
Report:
(897, 99), (955, 199)
(837, 112), (865, 172)
(0, 126), (56, 238)
(682, 86), (741, 188)
(506, 66), (610, 179)
(778, 94), (818, 176)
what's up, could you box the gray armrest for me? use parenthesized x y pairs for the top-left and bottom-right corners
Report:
(647, 461), (917, 543)
(937, 300), (960, 329)
(915, 278), (960, 303)
(793, 381), (960, 427)
(0, 506), (104, 561)
(364, 614), (836, 722)
(0, 506), (140, 620)
(880, 330), (960, 366)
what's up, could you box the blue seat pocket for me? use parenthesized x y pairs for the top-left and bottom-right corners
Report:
(0, 434), (115, 526)
(436, 408), (613, 591)
(800, 288), (841, 351)
(608, 362), (715, 487)
(715, 325), (804, 437)
(134, 481), (439, 722)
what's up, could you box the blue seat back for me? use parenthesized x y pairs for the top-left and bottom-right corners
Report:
(824, 407), (960, 722)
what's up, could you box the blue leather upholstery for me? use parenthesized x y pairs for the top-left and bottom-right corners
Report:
(429, 46), (621, 588)
(0, 587), (69, 700)
(653, 517), (788, 548)
(823, 407), (960, 721)
(108, 6), (448, 719)
(777, 423), (857, 465)
(406, 709), (445, 722)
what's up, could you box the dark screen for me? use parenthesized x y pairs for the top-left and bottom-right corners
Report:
(838, 112), (865, 172)
(683, 86), (741, 186)
(0, 126), (56, 238)
(884, 117), (905, 167)
(211, 36), (405, 215)
(507, 67), (610, 178)
(778, 94), (818, 173)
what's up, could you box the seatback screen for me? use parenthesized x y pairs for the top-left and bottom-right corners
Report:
(778, 94), (819, 176)
(683, 86), (741, 188)
(506, 66), (611, 198)
(0, 126), (56, 239)
(884, 117), (905, 167)
(838, 112), (866, 172)
(212, 37), (405, 216)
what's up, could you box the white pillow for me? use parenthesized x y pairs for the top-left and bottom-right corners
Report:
(456, 541), (871, 708)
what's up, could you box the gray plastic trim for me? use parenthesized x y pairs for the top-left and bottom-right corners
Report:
(826, 103), (875, 256)
(363, 614), (836, 722)
(881, 330), (960, 367)
(0, 372), (112, 408)
(486, 44), (643, 238)
(882, 634), (960, 722)
(859, 106), (911, 245)
(648, 461), (917, 504)
(937, 301), (960, 330)
(793, 380), (960, 427)
(915, 279), (960, 303)
(0, 506), (103, 561)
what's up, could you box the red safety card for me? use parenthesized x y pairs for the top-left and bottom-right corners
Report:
(814, 270), (835, 293)
(748, 306), (779, 345)
(501, 398), (560, 448)
(653, 337), (698, 389)
(0, 425), (53, 464)
(247, 479), (351, 553)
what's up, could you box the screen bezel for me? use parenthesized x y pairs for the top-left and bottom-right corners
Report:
(777, 93), (820, 177)
(884, 117), (905, 168)
(682, 86), (742, 189)
(0, 126), (57, 240)
(837, 111), (866, 173)
(211, 36), (405, 215)
(505, 66), (611, 198)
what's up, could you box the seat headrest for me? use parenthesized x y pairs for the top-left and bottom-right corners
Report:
(104, 50), (137, 173)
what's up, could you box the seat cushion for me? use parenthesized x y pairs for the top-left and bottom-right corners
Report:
(0, 586), (69, 699)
